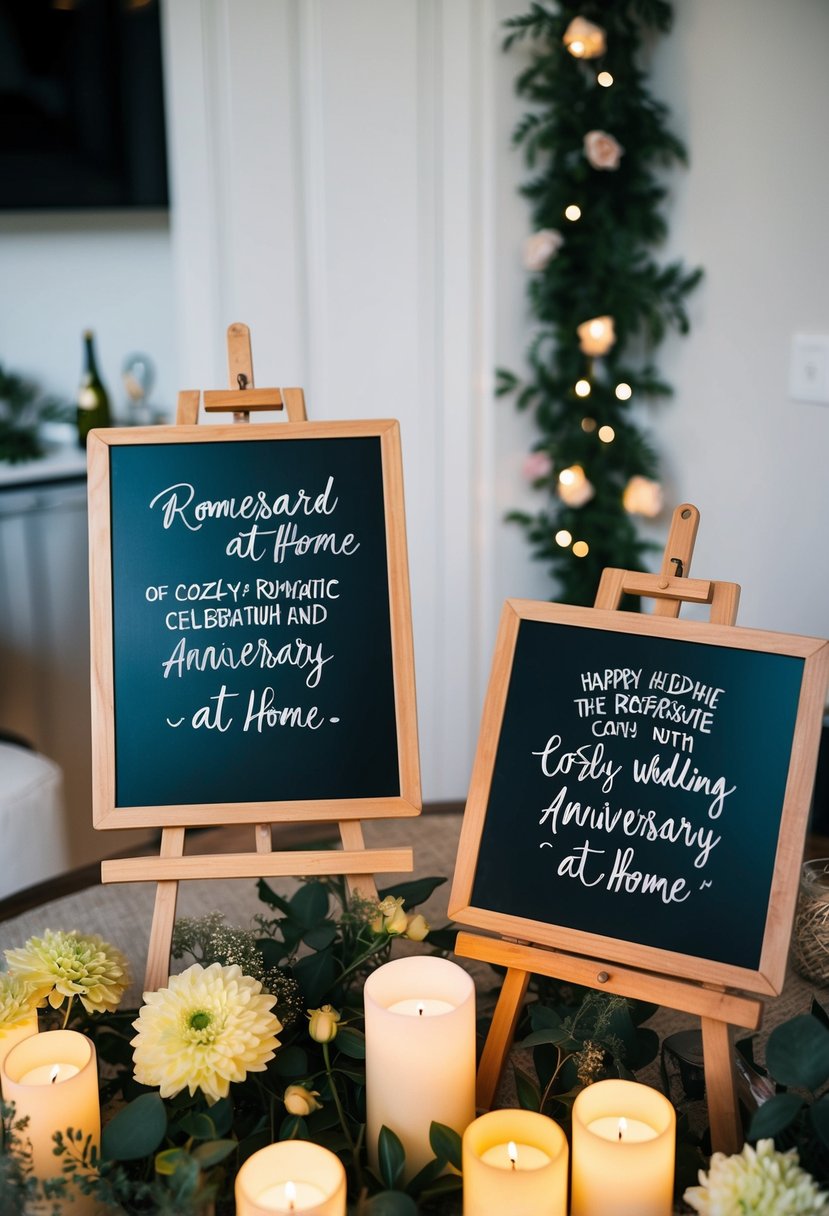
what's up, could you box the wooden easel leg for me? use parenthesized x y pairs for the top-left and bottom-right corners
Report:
(143, 827), (185, 993)
(339, 821), (379, 903)
(701, 1016), (743, 1154)
(476, 966), (531, 1110)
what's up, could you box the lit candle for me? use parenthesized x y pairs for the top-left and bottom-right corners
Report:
(1, 1029), (101, 1215)
(0, 1009), (38, 1074)
(571, 1079), (675, 1216)
(364, 956), (476, 1181)
(235, 1140), (346, 1215)
(463, 1109), (568, 1215)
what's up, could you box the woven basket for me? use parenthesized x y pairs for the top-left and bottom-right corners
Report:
(792, 859), (829, 985)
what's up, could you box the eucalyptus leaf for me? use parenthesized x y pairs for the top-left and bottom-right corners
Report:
(810, 1095), (829, 1148)
(513, 1064), (542, 1112)
(366, 1192), (418, 1216)
(155, 1147), (191, 1177)
(428, 1122), (462, 1171)
(289, 882), (329, 927)
(279, 1115), (307, 1141)
(303, 923), (338, 951)
(175, 1111), (215, 1141)
(256, 879), (292, 915)
(209, 1097), (234, 1137)
(293, 949), (338, 1006)
(766, 1015), (829, 1090)
(747, 1092), (805, 1140)
(101, 1092), (167, 1162)
(191, 1139), (237, 1169)
(520, 1026), (575, 1048)
(336, 1027), (367, 1059)
(378, 1125), (406, 1190)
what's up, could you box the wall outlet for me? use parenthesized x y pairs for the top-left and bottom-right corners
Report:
(789, 334), (829, 404)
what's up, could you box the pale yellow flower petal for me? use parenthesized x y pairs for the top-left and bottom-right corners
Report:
(5, 930), (130, 1014)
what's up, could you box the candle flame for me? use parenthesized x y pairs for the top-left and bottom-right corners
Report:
(618, 1117), (627, 1142)
(417, 1003), (424, 1017)
(508, 1141), (518, 1169)
(285, 1179), (297, 1211)
(49, 1064), (60, 1085)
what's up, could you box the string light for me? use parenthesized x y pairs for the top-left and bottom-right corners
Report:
(565, 204), (582, 222)
(555, 529), (572, 547)
(597, 72), (614, 87)
(575, 379), (591, 398)
(581, 417), (597, 433)
(572, 540), (590, 557)
(615, 382), (632, 400)
(559, 467), (578, 486)
(598, 425), (616, 443)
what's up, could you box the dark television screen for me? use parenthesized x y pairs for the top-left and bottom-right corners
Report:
(0, 0), (168, 210)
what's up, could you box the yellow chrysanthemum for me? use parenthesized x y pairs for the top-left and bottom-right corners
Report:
(0, 973), (37, 1029)
(131, 962), (282, 1104)
(4, 929), (130, 1015)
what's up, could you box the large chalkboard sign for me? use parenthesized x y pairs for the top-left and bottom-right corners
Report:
(449, 599), (829, 996)
(88, 421), (420, 829)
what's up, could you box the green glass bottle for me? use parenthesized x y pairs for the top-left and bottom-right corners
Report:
(77, 329), (111, 448)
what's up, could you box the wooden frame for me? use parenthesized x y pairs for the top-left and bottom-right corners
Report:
(449, 597), (828, 998)
(88, 418), (420, 832)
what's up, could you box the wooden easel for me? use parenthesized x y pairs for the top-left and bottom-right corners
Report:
(101, 323), (414, 992)
(455, 505), (762, 1155)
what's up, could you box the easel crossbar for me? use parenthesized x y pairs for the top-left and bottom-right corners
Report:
(102, 848), (413, 884)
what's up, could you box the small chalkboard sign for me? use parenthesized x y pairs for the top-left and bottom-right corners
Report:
(449, 599), (829, 996)
(88, 420), (420, 829)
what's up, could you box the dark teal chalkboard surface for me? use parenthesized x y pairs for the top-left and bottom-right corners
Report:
(450, 599), (829, 994)
(89, 422), (420, 826)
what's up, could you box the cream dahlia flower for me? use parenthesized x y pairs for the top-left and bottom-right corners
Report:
(131, 962), (282, 1104)
(684, 1138), (829, 1216)
(5, 929), (130, 1015)
(0, 973), (38, 1029)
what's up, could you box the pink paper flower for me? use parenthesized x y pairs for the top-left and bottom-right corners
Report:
(623, 476), (664, 518)
(523, 229), (564, 271)
(523, 451), (553, 481)
(584, 130), (624, 171)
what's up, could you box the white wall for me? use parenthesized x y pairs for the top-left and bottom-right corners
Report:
(1, 0), (827, 818)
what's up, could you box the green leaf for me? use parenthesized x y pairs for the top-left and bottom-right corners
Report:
(377, 876), (447, 909)
(175, 1111), (215, 1141)
(810, 1095), (829, 1148)
(155, 1147), (191, 1177)
(209, 1097), (234, 1137)
(256, 879), (293, 914)
(274, 1046), (309, 1078)
(513, 1065), (541, 1112)
(289, 882), (329, 927)
(302, 923), (338, 951)
(336, 1027), (367, 1059)
(279, 1114), (308, 1141)
(292, 949), (338, 1007)
(101, 1092), (167, 1162)
(378, 1125), (406, 1190)
(766, 1015), (829, 1090)
(405, 1157), (448, 1195)
(191, 1139), (237, 1169)
(366, 1192), (418, 1216)
(811, 997), (829, 1032)
(748, 1093), (805, 1140)
(520, 1026), (575, 1049)
(423, 927), (457, 952)
(428, 1122), (462, 1171)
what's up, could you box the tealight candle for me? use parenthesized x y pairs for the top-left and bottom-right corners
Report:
(1, 1029), (101, 1215)
(235, 1140), (346, 1215)
(0, 1009), (38, 1074)
(571, 1079), (675, 1216)
(364, 956), (476, 1181)
(463, 1109), (568, 1215)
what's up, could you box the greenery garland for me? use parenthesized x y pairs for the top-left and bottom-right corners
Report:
(498, 0), (702, 605)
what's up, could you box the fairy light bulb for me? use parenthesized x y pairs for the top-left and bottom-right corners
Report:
(565, 204), (582, 222)
(575, 379), (591, 398)
(597, 71), (614, 87)
(569, 39), (586, 57)
(615, 382), (632, 400)
(598, 425), (615, 443)
(559, 467), (578, 486)
(555, 529), (572, 547)
(581, 417), (596, 433)
(572, 540), (590, 558)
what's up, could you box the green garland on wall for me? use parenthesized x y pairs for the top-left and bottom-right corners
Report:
(499, 0), (702, 605)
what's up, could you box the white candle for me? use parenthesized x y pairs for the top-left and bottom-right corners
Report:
(463, 1109), (568, 1215)
(364, 956), (476, 1181)
(571, 1079), (675, 1216)
(1, 1029), (101, 1215)
(235, 1140), (346, 1216)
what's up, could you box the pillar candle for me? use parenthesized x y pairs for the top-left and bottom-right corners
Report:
(235, 1140), (346, 1215)
(462, 1109), (568, 1215)
(0, 1009), (38, 1074)
(1, 1028), (101, 1214)
(571, 1079), (675, 1216)
(364, 956), (476, 1180)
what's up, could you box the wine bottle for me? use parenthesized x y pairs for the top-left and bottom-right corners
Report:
(77, 329), (111, 448)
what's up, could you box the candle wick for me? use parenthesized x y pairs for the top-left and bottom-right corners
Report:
(511, 1158), (516, 1170)
(618, 1129), (622, 1141)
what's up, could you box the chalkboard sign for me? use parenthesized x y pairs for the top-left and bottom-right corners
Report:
(449, 600), (829, 995)
(88, 421), (420, 829)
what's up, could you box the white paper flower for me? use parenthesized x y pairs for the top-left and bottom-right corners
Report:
(577, 315), (616, 356)
(623, 475), (664, 518)
(584, 129), (624, 171)
(684, 1139), (829, 1216)
(523, 229), (564, 271)
(558, 465), (595, 508)
(563, 16), (607, 59)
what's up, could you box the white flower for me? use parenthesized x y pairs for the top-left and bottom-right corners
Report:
(523, 229), (564, 271)
(5, 929), (130, 1015)
(131, 962), (281, 1104)
(684, 1138), (829, 1215)
(562, 16), (606, 59)
(623, 475), (663, 518)
(584, 129), (624, 171)
(0, 973), (38, 1030)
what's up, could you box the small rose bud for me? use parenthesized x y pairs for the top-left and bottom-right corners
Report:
(383, 896), (409, 936)
(284, 1083), (323, 1117)
(404, 913), (430, 942)
(307, 1004), (341, 1043)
